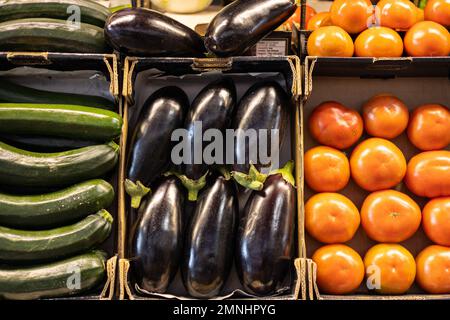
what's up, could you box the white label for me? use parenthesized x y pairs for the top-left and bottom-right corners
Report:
(255, 40), (288, 57)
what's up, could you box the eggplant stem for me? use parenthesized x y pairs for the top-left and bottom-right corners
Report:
(215, 166), (232, 180)
(173, 172), (208, 202)
(232, 164), (267, 191)
(270, 160), (296, 187)
(124, 179), (151, 209)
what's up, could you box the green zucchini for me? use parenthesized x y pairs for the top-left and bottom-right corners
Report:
(0, 141), (119, 187)
(0, 250), (107, 300)
(0, 18), (107, 53)
(0, 0), (110, 28)
(0, 103), (122, 141)
(0, 210), (113, 262)
(0, 179), (114, 229)
(0, 79), (115, 111)
(0, 133), (96, 152)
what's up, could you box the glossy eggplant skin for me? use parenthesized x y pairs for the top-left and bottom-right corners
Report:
(236, 173), (295, 296)
(105, 8), (205, 57)
(182, 175), (238, 298)
(127, 87), (188, 186)
(130, 177), (184, 293)
(232, 81), (289, 174)
(205, 0), (296, 57)
(182, 78), (236, 180)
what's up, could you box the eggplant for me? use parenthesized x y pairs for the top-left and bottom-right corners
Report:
(177, 78), (236, 201)
(125, 87), (188, 208)
(130, 177), (184, 294)
(232, 81), (289, 190)
(236, 161), (296, 296)
(104, 8), (205, 57)
(205, 0), (296, 57)
(181, 171), (238, 298)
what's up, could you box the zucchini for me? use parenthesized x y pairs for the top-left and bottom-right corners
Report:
(0, 103), (122, 141)
(0, 18), (107, 53)
(0, 133), (96, 152)
(0, 250), (106, 300)
(0, 141), (119, 187)
(0, 79), (115, 111)
(0, 179), (114, 229)
(0, 210), (113, 262)
(0, 0), (110, 28)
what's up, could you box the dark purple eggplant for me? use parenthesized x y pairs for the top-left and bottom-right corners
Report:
(232, 81), (289, 190)
(104, 8), (205, 57)
(125, 87), (188, 208)
(181, 170), (237, 298)
(130, 176), (184, 294)
(205, 0), (296, 57)
(236, 161), (296, 296)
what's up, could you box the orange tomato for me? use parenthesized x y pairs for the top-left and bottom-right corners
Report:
(285, 5), (316, 29)
(307, 12), (333, 30)
(416, 245), (450, 294)
(364, 244), (416, 294)
(375, 0), (418, 30)
(313, 244), (364, 295)
(425, 0), (450, 27)
(307, 26), (354, 57)
(404, 21), (450, 57)
(305, 193), (360, 244)
(362, 94), (409, 139)
(407, 104), (450, 151)
(361, 190), (421, 243)
(350, 138), (407, 191)
(416, 8), (425, 22)
(309, 101), (363, 149)
(304, 146), (350, 192)
(405, 150), (450, 198)
(330, 0), (374, 34)
(354, 27), (404, 57)
(422, 197), (450, 246)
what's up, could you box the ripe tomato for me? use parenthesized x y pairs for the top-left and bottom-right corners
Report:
(285, 5), (316, 30)
(307, 26), (354, 57)
(416, 7), (425, 22)
(422, 197), (450, 246)
(416, 245), (450, 294)
(364, 244), (416, 294)
(404, 21), (450, 56)
(362, 94), (409, 139)
(312, 244), (364, 295)
(307, 12), (332, 30)
(354, 27), (404, 57)
(304, 146), (350, 192)
(375, 0), (418, 30)
(305, 193), (360, 244)
(405, 150), (450, 198)
(425, 0), (450, 27)
(309, 101), (363, 149)
(407, 104), (450, 151)
(361, 190), (421, 243)
(350, 138), (407, 191)
(330, 0), (374, 34)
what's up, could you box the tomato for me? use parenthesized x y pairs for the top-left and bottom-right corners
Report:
(364, 244), (416, 294)
(330, 0), (374, 34)
(350, 138), (407, 191)
(407, 104), (450, 151)
(404, 21), (450, 57)
(361, 190), (421, 243)
(416, 8), (425, 22)
(354, 27), (404, 57)
(304, 146), (350, 192)
(305, 193), (360, 244)
(405, 151), (450, 198)
(416, 245), (450, 294)
(312, 244), (364, 295)
(375, 0), (418, 30)
(362, 94), (409, 139)
(422, 197), (450, 246)
(309, 101), (363, 149)
(307, 12), (332, 30)
(307, 26), (354, 57)
(424, 0), (450, 27)
(285, 5), (316, 30)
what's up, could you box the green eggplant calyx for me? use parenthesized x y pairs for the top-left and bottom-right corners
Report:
(174, 172), (208, 202)
(215, 166), (232, 181)
(98, 209), (114, 224)
(124, 179), (151, 209)
(232, 164), (267, 191)
(270, 160), (296, 187)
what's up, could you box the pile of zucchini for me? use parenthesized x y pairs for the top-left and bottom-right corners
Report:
(0, 79), (123, 300)
(0, 0), (111, 53)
